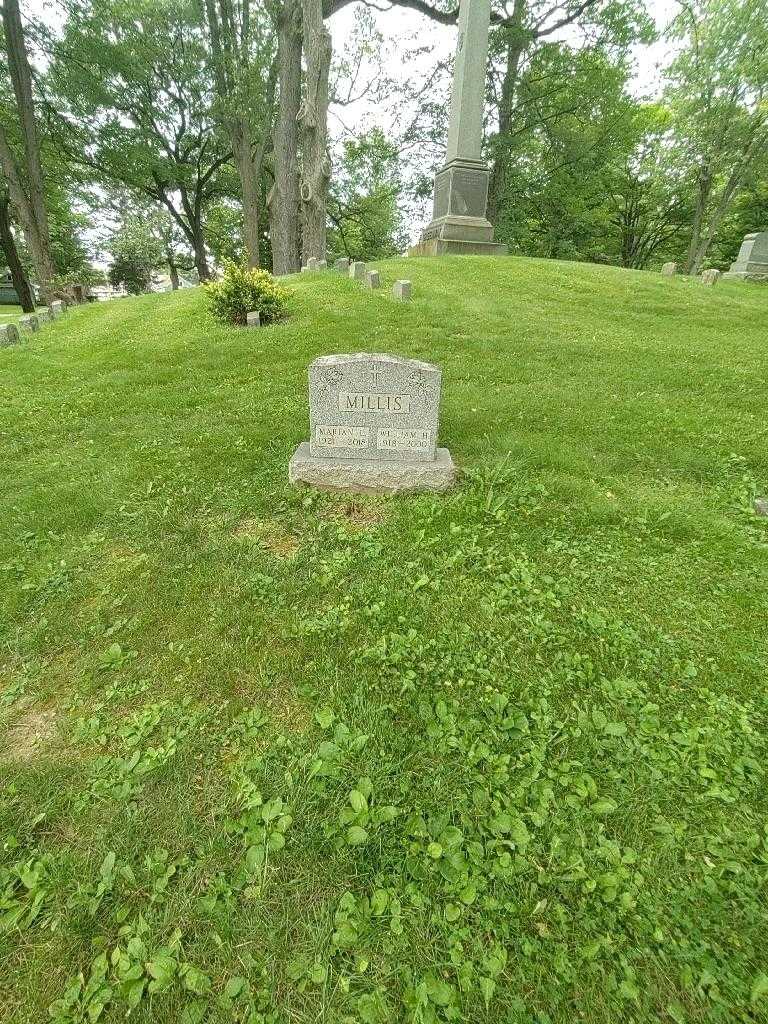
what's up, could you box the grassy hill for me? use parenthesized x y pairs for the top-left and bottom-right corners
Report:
(1, 256), (767, 1023)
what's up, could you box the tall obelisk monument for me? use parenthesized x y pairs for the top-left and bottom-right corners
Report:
(410, 0), (506, 256)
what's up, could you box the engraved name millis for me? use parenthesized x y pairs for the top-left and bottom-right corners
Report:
(339, 392), (413, 414)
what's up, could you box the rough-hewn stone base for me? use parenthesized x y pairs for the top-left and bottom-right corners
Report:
(409, 238), (508, 258)
(722, 270), (768, 282)
(289, 443), (457, 495)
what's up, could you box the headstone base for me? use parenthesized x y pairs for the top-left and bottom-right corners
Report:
(412, 158), (507, 258)
(723, 269), (768, 282)
(289, 443), (456, 495)
(409, 238), (508, 258)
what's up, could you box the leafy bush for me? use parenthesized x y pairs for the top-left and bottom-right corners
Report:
(205, 260), (291, 327)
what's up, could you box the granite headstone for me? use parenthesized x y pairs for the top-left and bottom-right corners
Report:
(724, 232), (768, 281)
(289, 353), (456, 493)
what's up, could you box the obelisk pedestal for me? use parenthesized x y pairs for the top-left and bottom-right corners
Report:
(723, 232), (768, 282)
(410, 0), (506, 257)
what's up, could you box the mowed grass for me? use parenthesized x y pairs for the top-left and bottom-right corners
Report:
(1, 257), (767, 1024)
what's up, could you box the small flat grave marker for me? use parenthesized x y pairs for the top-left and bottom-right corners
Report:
(335, 257), (350, 273)
(20, 314), (40, 332)
(0, 323), (21, 347)
(393, 280), (412, 301)
(289, 352), (456, 494)
(349, 262), (367, 282)
(661, 262), (678, 277)
(366, 270), (381, 289)
(754, 498), (768, 518)
(246, 311), (261, 328)
(50, 300), (66, 317)
(701, 269), (721, 286)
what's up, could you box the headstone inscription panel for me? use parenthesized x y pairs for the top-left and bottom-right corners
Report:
(309, 354), (440, 463)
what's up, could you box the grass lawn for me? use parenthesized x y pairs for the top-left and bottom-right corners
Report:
(1, 257), (767, 1024)
(0, 304), (23, 322)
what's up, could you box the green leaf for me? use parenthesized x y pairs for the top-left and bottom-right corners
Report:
(268, 831), (286, 852)
(370, 889), (389, 916)
(314, 708), (335, 730)
(427, 842), (443, 859)
(424, 974), (454, 1007)
(224, 976), (247, 1000)
(591, 799), (618, 815)
(181, 965), (211, 996)
(751, 972), (768, 1004)
(619, 979), (640, 1002)
(346, 826), (369, 846)
(479, 976), (496, 1008)
(245, 845), (265, 873)
(349, 789), (368, 813)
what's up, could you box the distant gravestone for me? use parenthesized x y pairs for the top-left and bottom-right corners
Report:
(724, 232), (768, 281)
(0, 323), (20, 347)
(246, 311), (261, 328)
(701, 269), (721, 286)
(301, 267), (311, 274)
(307, 257), (320, 271)
(20, 314), (40, 332)
(349, 262), (367, 282)
(661, 262), (678, 277)
(318, 259), (328, 270)
(289, 353), (456, 494)
(366, 270), (381, 289)
(755, 498), (768, 517)
(393, 280), (412, 301)
(335, 257), (350, 273)
(50, 300), (66, 317)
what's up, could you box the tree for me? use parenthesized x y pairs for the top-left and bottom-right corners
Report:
(0, 0), (59, 302)
(200, 0), (276, 268)
(51, 0), (232, 281)
(0, 170), (35, 310)
(708, 164), (768, 269)
(666, 0), (768, 275)
(269, 0), (303, 275)
(606, 106), (690, 269)
(107, 218), (164, 294)
(327, 130), (408, 261)
(299, 0), (332, 262)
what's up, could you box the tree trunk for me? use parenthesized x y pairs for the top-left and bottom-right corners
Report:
(684, 164), (711, 275)
(0, 187), (36, 311)
(688, 133), (768, 276)
(299, 0), (332, 263)
(270, 0), (303, 275)
(168, 253), (180, 290)
(487, 0), (527, 226)
(1, 0), (57, 303)
(193, 228), (211, 281)
(232, 121), (262, 268)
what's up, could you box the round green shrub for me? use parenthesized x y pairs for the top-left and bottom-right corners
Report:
(205, 260), (291, 327)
